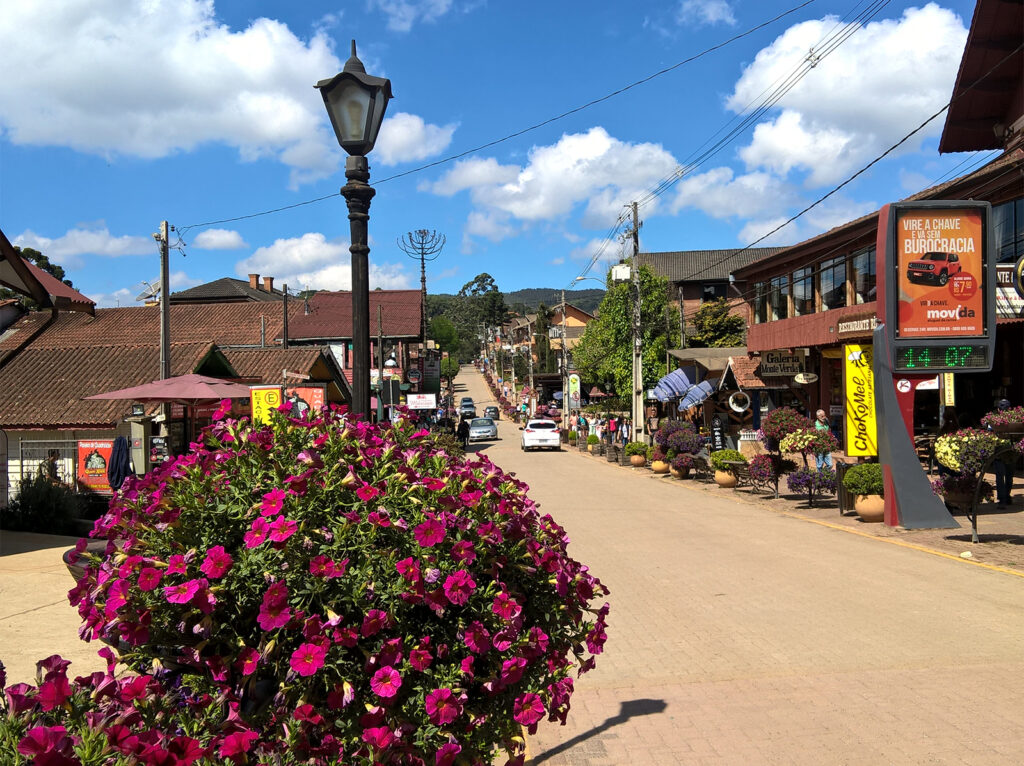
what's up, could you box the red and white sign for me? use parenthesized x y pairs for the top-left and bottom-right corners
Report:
(77, 439), (114, 493)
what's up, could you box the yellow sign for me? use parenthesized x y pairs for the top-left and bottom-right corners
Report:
(942, 373), (956, 407)
(250, 385), (283, 424)
(844, 344), (877, 457)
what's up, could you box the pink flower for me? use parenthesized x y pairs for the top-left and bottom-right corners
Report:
(361, 609), (388, 637)
(424, 687), (462, 725)
(310, 555), (347, 578)
(369, 666), (402, 698)
(244, 517), (270, 548)
(17, 725), (75, 760)
(327, 681), (355, 709)
(409, 647), (433, 671)
(163, 578), (204, 605)
(199, 545), (233, 579)
(362, 725), (394, 750)
(219, 729), (258, 762)
(513, 692), (545, 725)
(35, 675), (72, 711)
(260, 487), (287, 516)
(414, 518), (445, 548)
(213, 398), (233, 421)
(137, 567), (162, 591)
(268, 515), (297, 543)
(257, 583), (291, 630)
(435, 742), (462, 766)
(442, 569), (476, 606)
(450, 540), (477, 564)
(166, 554), (187, 575)
(463, 621), (490, 654)
(237, 647), (260, 676)
(289, 642), (327, 677)
(356, 484), (380, 501)
(396, 557), (421, 582)
(500, 656), (527, 685)
(492, 592), (522, 621)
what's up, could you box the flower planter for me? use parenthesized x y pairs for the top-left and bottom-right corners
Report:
(619, 450), (631, 467)
(670, 466), (690, 479)
(714, 470), (737, 488)
(943, 491), (975, 507)
(630, 455), (647, 468)
(606, 446), (618, 462)
(853, 493), (884, 522)
(651, 459), (670, 475)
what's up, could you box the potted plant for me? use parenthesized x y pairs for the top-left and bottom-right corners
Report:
(932, 473), (994, 507)
(625, 441), (647, 467)
(786, 466), (837, 507)
(980, 405), (1024, 433)
(746, 453), (778, 495)
(759, 407), (812, 452)
(779, 427), (840, 468)
(842, 462), (885, 522)
(586, 433), (600, 453)
(710, 449), (746, 488)
(670, 453), (695, 479)
(568, 429), (578, 446)
(650, 448), (670, 475)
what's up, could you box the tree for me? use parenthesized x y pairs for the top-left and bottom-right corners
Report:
(428, 316), (459, 353)
(440, 356), (460, 382)
(571, 263), (678, 396)
(0, 247), (77, 307)
(687, 298), (745, 348)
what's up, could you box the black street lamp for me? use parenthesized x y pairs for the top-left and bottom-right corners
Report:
(316, 41), (393, 418)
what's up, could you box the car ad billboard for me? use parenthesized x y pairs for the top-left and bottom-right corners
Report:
(895, 206), (985, 339)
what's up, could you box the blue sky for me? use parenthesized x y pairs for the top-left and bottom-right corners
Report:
(0, 0), (991, 307)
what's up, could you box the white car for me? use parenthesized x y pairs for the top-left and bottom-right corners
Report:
(521, 419), (561, 451)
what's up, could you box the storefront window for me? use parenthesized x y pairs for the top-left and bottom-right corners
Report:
(820, 256), (847, 310)
(994, 198), (1024, 264)
(770, 275), (789, 321)
(702, 282), (728, 302)
(792, 267), (814, 316)
(753, 282), (768, 324)
(852, 247), (876, 304)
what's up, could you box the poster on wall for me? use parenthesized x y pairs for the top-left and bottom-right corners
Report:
(250, 386), (283, 423)
(77, 439), (114, 493)
(895, 206), (985, 339)
(284, 385), (326, 418)
(843, 344), (877, 457)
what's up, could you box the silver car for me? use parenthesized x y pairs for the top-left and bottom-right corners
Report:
(468, 417), (498, 442)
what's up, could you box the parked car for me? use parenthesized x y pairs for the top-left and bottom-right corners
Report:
(521, 419), (560, 451)
(906, 251), (962, 286)
(468, 417), (498, 442)
(483, 406), (499, 419)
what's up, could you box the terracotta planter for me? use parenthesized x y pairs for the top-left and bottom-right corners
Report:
(854, 493), (884, 522)
(714, 470), (737, 488)
(651, 460), (670, 475)
(630, 454), (646, 467)
(670, 467), (690, 479)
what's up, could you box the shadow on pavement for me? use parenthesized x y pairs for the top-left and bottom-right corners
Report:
(0, 530), (82, 558)
(529, 698), (668, 765)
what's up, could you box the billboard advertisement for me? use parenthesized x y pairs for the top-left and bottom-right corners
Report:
(285, 385), (326, 417)
(77, 439), (114, 493)
(843, 345), (877, 457)
(894, 206), (985, 339)
(250, 385), (283, 423)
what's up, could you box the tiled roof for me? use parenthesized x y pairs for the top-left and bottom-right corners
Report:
(638, 248), (787, 283)
(171, 277), (284, 303)
(289, 290), (422, 341)
(221, 347), (331, 383)
(727, 354), (785, 390)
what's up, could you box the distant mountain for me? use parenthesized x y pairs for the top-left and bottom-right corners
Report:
(504, 287), (604, 315)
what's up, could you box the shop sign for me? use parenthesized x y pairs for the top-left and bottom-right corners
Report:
(843, 344), (877, 457)
(406, 393), (437, 410)
(285, 385), (325, 417)
(942, 373), (956, 406)
(837, 315), (878, 337)
(250, 385), (283, 423)
(567, 374), (581, 409)
(760, 350), (805, 376)
(77, 439), (114, 493)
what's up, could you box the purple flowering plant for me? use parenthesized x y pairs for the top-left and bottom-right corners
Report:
(55, 403), (609, 765)
(746, 454), (776, 485)
(786, 466), (836, 505)
(931, 474), (994, 500)
(980, 406), (1024, 428)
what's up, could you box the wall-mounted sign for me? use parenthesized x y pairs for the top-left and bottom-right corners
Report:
(77, 439), (114, 493)
(793, 372), (818, 384)
(407, 368), (423, 383)
(884, 200), (994, 373)
(760, 350), (805, 376)
(285, 385), (325, 417)
(406, 393), (437, 410)
(837, 315), (879, 337)
(942, 373), (956, 406)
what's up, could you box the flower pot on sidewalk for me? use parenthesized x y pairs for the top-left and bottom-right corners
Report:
(630, 455), (646, 468)
(853, 494), (884, 522)
(714, 470), (738, 488)
(651, 459), (670, 475)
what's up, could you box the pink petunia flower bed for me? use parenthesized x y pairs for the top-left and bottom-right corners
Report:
(2, 404), (608, 765)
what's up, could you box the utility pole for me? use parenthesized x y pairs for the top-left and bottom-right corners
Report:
(398, 230), (445, 345)
(527, 318), (535, 415)
(154, 221), (171, 380)
(561, 289), (568, 426)
(630, 201), (644, 443)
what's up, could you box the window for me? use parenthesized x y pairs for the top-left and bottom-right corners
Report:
(753, 282), (768, 324)
(820, 256), (847, 310)
(769, 275), (789, 321)
(852, 247), (876, 305)
(994, 198), (1024, 264)
(702, 282), (728, 302)
(792, 267), (814, 316)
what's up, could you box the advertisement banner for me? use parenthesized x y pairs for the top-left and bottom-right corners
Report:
(567, 374), (581, 410)
(284, 385), (325, 418)
(250, 385), (283, 423)
(895, 207), (985, 338)
(942, 373), (956, 407)
(844, 344), (877, 457)
(77, 439), (114, 493)
(406, 393), (437, 410)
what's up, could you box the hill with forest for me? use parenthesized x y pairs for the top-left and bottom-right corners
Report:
(504, 288), (605, 315)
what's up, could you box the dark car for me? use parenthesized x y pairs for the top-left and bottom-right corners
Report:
(483, 406), (499, 419)
(907, 251), (962, 286)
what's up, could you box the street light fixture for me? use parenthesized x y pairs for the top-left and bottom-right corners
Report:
(317, 41), (393, 419)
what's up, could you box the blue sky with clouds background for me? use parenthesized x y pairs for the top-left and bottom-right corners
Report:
(0, 0), (990, 306)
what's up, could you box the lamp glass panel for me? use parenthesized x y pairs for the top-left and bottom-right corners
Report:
(326, 80), (372, 142)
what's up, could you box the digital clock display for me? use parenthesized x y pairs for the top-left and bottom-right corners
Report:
(895, 345), (988, 371)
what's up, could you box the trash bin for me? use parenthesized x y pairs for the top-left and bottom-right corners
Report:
(835, 460), (853, 515)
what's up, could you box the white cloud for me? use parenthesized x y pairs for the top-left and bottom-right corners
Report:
(192, 228), (247, 250)
(14, 226), (154, 271)
(428, 157), (520, 196)
(169, 270), (202, 289)
(569, 237), (628, 265)
(90, 288), (134, 308)
(728, 4), (968, 185)
(368, 0), (454, 32)
(375, 112), (456, 166)
(898, 168), (930, 193)
(677, 0), (736, 27)
(236, 232), (411, 291)
(738, 218), (793, 248)
(0, 0), (451, 187)
(670, 167), (796, 220)
(550, 257), (565, 266)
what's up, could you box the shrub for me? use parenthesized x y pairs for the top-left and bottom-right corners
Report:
(65, 405), (609, 765)
(426, 430), (465, 458)
(567, 430), (578, 441)
(586, 434), (600, 445)
(0, 474), (82, 535)
(760, 407), (812, 445)
(650, 448), (667, 463)
(842, 463), (884, 497)
(709, 449), (746, 472)
(665, 428), (701, 456)
(624, 442), (647, 457)
(670, 453), (695, 472)
(747, 454), (776, 485)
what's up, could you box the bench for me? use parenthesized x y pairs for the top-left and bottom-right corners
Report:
(721, 459), (778, 496)
(692, 455), (713, 483)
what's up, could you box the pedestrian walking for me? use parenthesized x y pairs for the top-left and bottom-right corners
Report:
(457, 416), (470, 449)
(988, 398), (1014, 506)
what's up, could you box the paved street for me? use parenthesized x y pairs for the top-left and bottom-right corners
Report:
(455, 368), (1024, 765)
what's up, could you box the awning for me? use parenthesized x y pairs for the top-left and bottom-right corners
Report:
(652, 367), (695, 402)
(667, 347), (745, 372)
(678, 380), (716, 410)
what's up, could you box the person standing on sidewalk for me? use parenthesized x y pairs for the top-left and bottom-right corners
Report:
(988, 398), (1014, 507)
(814, 409), (834, 470)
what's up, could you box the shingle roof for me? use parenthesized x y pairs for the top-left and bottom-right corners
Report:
(638, 248), (787, 283)
(289, 290), (422, 341)
(170, 277), (284, 303)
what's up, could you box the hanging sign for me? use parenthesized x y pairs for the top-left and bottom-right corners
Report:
(250, 385), (283, 423)
(844, 344), (877, 457)
(567, 373), (581, 409)
(942, 373), (956, 407)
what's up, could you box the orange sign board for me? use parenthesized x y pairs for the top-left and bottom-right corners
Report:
(895, 207), (985, 338)
(285, 385), (326, 417)
(77, 439), (113, 493)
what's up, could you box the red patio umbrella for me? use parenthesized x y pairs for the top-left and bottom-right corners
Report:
(84, 374), (253, 404)
(588, 386), (609, 398)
